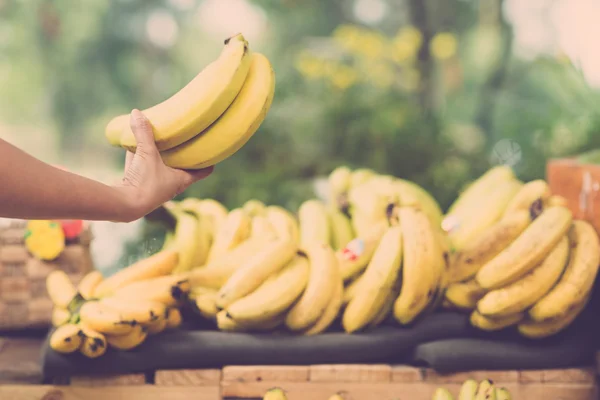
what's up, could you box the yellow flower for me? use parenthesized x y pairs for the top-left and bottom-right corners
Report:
(366, 62), (396, 89)
(395, 25), (423, 50)
(390, 25), (423, 64)
(330, 65), (359, 90)
(400, 67), (421, 92)
(333, 24), (363, 51)
(430, 32), (458, 60)
(294, 51), (325, 79)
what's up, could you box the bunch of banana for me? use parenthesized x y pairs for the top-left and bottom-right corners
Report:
(432, 379), (512, 400)
(105, 34), (276, 169)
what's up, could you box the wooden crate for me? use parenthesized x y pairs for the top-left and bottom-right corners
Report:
(0, 221), (93, 331)
(0, 365), (596, 400)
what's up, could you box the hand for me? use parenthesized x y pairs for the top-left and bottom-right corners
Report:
(115, 109), (213, 221)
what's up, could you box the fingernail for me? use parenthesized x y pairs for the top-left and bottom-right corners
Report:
(130, 109), (144, 125)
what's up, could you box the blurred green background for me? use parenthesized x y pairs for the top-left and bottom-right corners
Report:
(1, 0), (600, 270)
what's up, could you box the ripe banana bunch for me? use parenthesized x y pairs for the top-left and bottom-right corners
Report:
(432, 379), (512, 400)
(106, 34), (276, 169)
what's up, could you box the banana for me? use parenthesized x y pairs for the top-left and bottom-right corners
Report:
(519, 296), (589, 339)
(445, 165), (515, 223)
(114, 34), (253, 151)
(474, 380), (496, 400)
(166, 307), (182, 329)
(160, 52), (276, 169)
(476, 206), (573, 289)
(298, 199), (330, 247)
(105, 114), (128, 146)
(495, 387), (512, 400)
(546, 195), (568, 208)
(328, 166), (352, 210)
(79, 301), (135, 335)
(342, 273), (363, 306)
(343, 226), (403, 333)
(327, 207), (355, 250)
(93, 249), (179, 297)
(328, 393), (346, 400)
(447, 179), (522, 250)
(458, 379), (478, 400)
(263, 387), (288, 400)
(477, 236), (569, 317)
(46, 270), (78, 309)
(179, 199), (213, 268)
(194, 198), (229, 242)
(349, 168), (376, 188)
(502, 179), (550, 218)
(106, 324), (148, 350)
(528, 220), (600, 322)
(470, 310), (524, 331)
(77, 271), (103, 300)
(250, 215), (279, 241)
(301, 261), (343, 335)
(394, 179), (444, 228)
(49, 323), (83, 354)
(188, 236), (274, 289)
(205, 208), (252, 263)
(266, 206), (300, 243)
(285, 242), (338, 331)
(369, 275), (402, 328)
(338, 222), (388, 281)
(146, 315), (168, 335)
(194, 291), (219, 319)
(79, 325), (108, 359)
(226, 255), (309, 323)
(393, 207), (440, 325)
(162, 230), (175, 251)
(243, 199), (267, 217)
(111, 275), (191, 306)
(216, 239), (298, 309)
(444, 279), (486, 311)
(216, 310), (284, 332)
(433, 387), (455, 400)
(52, 307), (71, 327)
(100, 297), (167, 325)
(448, 211), (531, 284)
(347, 178), (398, 233)
(164, 205), (201, 273)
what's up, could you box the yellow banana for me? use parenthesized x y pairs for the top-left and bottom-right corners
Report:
(166, 308), (182, 329)
(502, 179), (550, 218)
(495, 387), (512, 400)
(458, 379), (478, 400)
(348, 177), (398, 226)
(250, 215), (279, 241)
(188, 236), (274, 289)
(328, 393), (346, 400)
(447, 179), (523, 250)
(46, 270), (78, 309)
(205, 208), (252, 263)
(52, 307), (71, 327)
(160, 52), (276, 169)
(226, 255), (309, 324)
(369, 276), (402, 328)
(393, 207), (440, 325)
(216, 310), (284, 332)
(433, 387), (455, 400)
(328, 166), (352, 209)
(194, 198), (229, 243)
(179, 199), (213, 268)
(265, 205), (300, 243)
(327, 207), (355, 250)
(79, 325), (108, 359)
(168, 208), (200, 273)
(519, 296), (589, 339)
(49, 323), (83, 354)
(146, 315), (168, 335)
(301, 261), (343, 335)
(528, 220), (600, 322)
(285, 242), (338, 331)
(298, 199), (330, 247)
(216, 239), (298, 309)
(115, 34), (253, 151)
(194, 291), (219, 319)
(337, 222), (387, 281)
(100, 297), (167, 325)
(111, 275), (191, 306)
(444, 279), (486, 311)
(263, 387), (288, 400)
(474, 380), (496, 400)
(448, 210), (531, 284)
(476, 206), (573, 289)
(349, 168), (376, 188)
(477, 236), (569, 317)
(77, 270), (104, 300)
(243, 199), (267, 217)
(470, 310), (524, 331)
(546, 195), (568, 208)
(343, 226), (403, 333)
(106, 324), (148, 350)
(394, 179), (444, 228)
(342, 273), (363, 306)
(79, 301), (135, 335)
(93, 249), (179, 297)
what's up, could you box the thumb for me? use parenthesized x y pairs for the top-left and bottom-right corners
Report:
(129, 109), (158, 156)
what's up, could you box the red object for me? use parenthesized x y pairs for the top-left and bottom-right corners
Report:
(60, 219), (84, 240)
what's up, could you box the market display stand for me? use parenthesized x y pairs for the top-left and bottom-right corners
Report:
(0, 338), (597, 400)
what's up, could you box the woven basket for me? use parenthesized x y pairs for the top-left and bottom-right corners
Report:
(0, 220), (93, 331)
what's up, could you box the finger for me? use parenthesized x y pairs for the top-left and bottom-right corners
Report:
(173, 166), (215, 191)
(129, 109), (159, 157)
(124, 151), (134, 171)
(188, 166), (215, 182)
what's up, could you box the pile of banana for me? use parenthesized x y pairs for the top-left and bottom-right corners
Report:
(442, 166), (600, 338)
(433, 379), (512, 400)
(261, 388), (348, 400)
(105, 33), (275, 169)
(47, 249), (186, 358)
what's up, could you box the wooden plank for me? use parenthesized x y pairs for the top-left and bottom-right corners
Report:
(0, 338), (43, 384)
(424, 369), (520, 383)
(25, 258), (56, 279)
(0, 262), (26, 277)
(155, 369), (222, 386)
(222, 366), (308, 383)
(221, 381), (597, 400)
(1, 228), (26, 245)
(542, 368), (595, 384)
(391, 366), (425, 382)
(0, 245), (29, 264)
(0, 277), (30, 302)
(27, 298), (53, 325)
(519, 370), (545, 383)
(70, 374), (146, 386)
(310, 364), (392, 383)
(0, 385), (220, 400)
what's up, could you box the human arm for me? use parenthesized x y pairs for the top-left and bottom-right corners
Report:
(0, 109), (213, 222)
